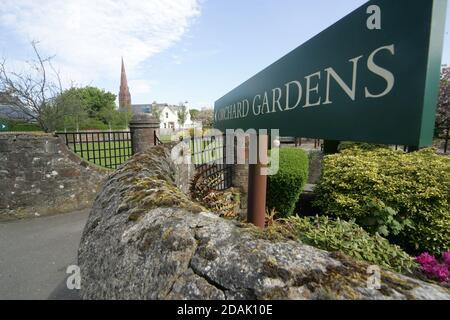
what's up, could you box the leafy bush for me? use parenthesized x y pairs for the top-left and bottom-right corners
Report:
(338, 141), (388, 152)
(314, 147), (450, 255)
(354, 198), (412, 237)
(282, 216), (417, 273)
(267, 148), (309, 217)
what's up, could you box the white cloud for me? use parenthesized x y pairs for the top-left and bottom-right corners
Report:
(129, 79), (157, 96)
(0, 0), (201, 85)
(171, 54), (183, 65)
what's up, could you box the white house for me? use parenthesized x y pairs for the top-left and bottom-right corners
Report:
(159, 102), (198, 130)
(131, 101), (201, 132)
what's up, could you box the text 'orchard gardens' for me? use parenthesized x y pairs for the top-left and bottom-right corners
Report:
(214, 44), (395, 122)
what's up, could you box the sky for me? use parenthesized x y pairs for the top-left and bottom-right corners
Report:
(1, 0), (450, 109)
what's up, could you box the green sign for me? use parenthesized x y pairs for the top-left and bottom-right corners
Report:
(214, 0), (447, 147)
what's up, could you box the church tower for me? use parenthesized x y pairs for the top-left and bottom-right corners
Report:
(119, 58), (131, 110)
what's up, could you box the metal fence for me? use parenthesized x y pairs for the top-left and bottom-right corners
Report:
(189, 134), (232, 191)
(157, 132), (232, 190)
(57, 131), (133, 169)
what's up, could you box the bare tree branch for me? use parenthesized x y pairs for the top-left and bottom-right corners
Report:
(0, 41), (65, 132)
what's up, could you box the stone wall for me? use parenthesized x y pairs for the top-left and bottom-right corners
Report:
(0, 133), (107, 220)
(78, 144), (450, 300)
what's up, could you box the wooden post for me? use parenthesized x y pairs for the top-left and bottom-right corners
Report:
(247, 134), (268, 229)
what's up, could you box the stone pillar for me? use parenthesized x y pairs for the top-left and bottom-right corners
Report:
(129, 113), (160, 154)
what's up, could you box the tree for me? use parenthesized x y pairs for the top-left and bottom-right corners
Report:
(59, 86), (116, 120)
(77, 86), (116, 118)
(54, 86), (120, 130)
(0, 41), (63, 132)
(151, 102), (162, 122)
(177, 104), (188, 128)
(54, 88), (88, 132)
(98, 107), (115, 131)
(190, 108), (200, 120)
(120, 109), (133, 129)
(436, 66), (450, 152)
(195, 109), (214, 128)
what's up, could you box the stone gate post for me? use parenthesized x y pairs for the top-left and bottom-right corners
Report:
(129, 113), (160, 154)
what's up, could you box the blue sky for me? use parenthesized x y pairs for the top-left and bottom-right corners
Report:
(1, 0), (450, 109)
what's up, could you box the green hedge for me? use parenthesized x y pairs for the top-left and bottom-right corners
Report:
(282, 216), (417, 273)
(314, 148), (450, 255)
(338, 141), (388, 152)
(267, 148), (309, 217)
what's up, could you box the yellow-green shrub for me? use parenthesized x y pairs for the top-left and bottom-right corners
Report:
(267, 148), (309, 217)
(338, 141), (389, 152)
(282, 216), (417, 273)
(314, 148), (450, 255)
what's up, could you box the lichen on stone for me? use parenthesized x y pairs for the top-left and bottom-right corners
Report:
(78, 144), (450, 300)
(105, 145), (207, 223)
(120, 176), (205, 222)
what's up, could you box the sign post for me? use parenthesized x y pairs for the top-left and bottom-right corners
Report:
(214, 0), (448, 227)
(247, 134), (268, 228)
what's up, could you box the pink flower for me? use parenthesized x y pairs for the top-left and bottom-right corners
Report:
(442, 252), (450, 266)
(431, 264), (450, 283)
(416, 252), (437, 266)
(416, 252), (450, 284)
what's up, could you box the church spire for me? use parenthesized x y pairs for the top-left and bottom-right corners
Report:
(119, 57), (131, 110)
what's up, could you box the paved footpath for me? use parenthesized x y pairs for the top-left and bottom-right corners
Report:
(0, 209), (89, 300)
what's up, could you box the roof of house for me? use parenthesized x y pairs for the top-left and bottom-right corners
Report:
(131, 104), (152, 114)
(0, 104), (34, 121)
(0, 92), (34, 120)
(130, 102), (187, 115)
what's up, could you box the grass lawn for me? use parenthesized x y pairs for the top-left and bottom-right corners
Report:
(187, 138), (224, 165)
(68, 141), (132, 169)
(68, 136), (226, 169)
(160, 135), (173, 143)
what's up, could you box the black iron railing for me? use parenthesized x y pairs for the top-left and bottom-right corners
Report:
(154, 131), (163, 145)
(159, 133), (232, 191)
(188, 134), (232, 191)
(152, 131), (233, 190)
(57, 131), (133, 169)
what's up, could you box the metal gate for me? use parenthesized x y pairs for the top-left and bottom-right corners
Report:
(57, 131), (133, 169)
(189, 134), (232, 191)
(159, 133), (232, 191)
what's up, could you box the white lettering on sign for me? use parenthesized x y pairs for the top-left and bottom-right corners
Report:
(367, 5), (382, 30)
(215, 44), (396, 122)
(324, 55), (364, 105)
(304, 71), (322, 108)
(365, 44), (395, 98)
(285, 81), (302, 111)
